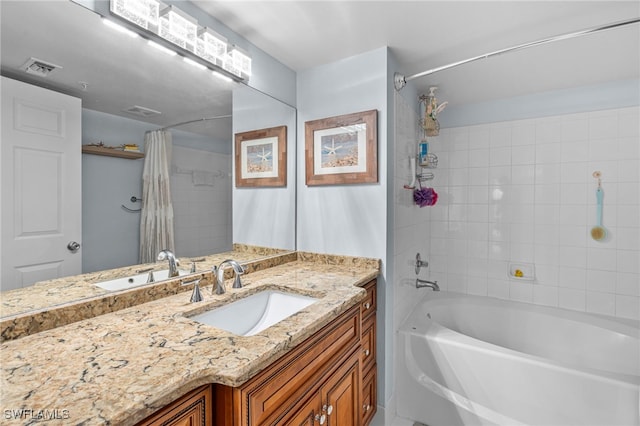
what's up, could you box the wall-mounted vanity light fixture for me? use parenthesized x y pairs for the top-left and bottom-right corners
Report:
(105, 0), (251, 82)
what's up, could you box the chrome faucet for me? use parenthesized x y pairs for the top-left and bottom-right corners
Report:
(212, 259), (245, 295)
(416, 278), (440, 291)
(157, 249), (179, 278)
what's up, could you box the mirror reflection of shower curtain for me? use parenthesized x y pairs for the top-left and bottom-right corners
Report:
(139, 130), (175, 264)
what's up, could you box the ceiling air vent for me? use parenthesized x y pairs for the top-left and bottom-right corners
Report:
(123, 105), (162, 118)
(22, 57), (62, 77)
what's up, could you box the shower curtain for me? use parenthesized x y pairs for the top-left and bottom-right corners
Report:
(139, 130), (175, 264)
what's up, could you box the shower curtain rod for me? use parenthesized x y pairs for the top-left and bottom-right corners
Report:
(156, 114), (232, 132)
(394, 17), (640, 91)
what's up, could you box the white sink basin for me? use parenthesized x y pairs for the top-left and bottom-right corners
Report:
(190, 290), (318, 336)
(95, 269), (189, 291)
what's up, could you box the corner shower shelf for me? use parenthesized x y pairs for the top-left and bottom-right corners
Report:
(82, 145), (144, 160)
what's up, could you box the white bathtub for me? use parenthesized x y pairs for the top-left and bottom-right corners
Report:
(397, 292), (639, 426)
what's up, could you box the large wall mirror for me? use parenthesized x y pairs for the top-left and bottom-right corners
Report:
(0, 1), (296, 296)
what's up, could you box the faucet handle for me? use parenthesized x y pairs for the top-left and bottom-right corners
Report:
(190, 280), (203, 303)
(182, 278), (203, 303)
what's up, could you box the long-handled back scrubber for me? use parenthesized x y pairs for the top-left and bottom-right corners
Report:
(590, 171), (607, 241)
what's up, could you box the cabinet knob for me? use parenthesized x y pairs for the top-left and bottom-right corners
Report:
(323, 404), (333, 415)
(315, 413), (326, 424)
(364, 302), (371, 309)
(363, 349), (370, 357)
(363, 404), (371, 412)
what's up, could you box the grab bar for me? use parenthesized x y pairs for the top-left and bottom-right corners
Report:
(416, 278), (439, 291)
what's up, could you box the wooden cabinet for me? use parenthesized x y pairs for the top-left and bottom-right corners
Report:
(214, 303), (361, 425)
(321, 350), (361, 426)
(136, 280), (377, 426)
(360, 280), (377, 425)
(213, 279), (377, 425)
(136, 384), (212, 426)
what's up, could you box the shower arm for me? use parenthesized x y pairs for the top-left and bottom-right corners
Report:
(394, 17), (640, 91)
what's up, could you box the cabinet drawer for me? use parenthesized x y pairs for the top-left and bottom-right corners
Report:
(361, 315), (376, 373)
(362, 365), (377, 426)
(360, 280), (376, 320)
(240, 305), (360, 425)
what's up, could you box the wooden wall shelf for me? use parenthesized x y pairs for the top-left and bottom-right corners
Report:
(82, 145), (144, 160)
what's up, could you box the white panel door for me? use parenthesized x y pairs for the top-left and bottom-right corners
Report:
(1, 76), (82, 290)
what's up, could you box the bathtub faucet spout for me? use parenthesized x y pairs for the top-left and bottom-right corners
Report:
(416, 278), (439, 291)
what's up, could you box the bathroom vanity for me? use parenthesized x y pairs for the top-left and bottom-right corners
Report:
(0, 251), (378, 425)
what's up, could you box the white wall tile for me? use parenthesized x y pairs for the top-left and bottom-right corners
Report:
(510, 282), (533, 303)
(536, 143), (561, 164)
(618, 205), (640, 228)
(468, 126), (491, 150)
(616, 272), (640, 296)
(560, 183), (588, 205)
(535, 163), (561, 184)
(512, 165), (535, 185)
(560, 162), (588, 183)
(615, 294), (639, 320)
(469, 149), (490, 167)
(535, 264), (559, 286)
(585, 269), (617, 294)
(617, 250), (640, 274)
(558, 266), (587, 288)
(488, 279), (510, 299)
(561, 118), (588, 142)
(490, 147), (512, 167)
(467, 276), (489, 295)
(618, 108), (640, 138)
(397, 106), (640, 321)
(512, 122), (536, 146)
(512, 145), (535, 165)
(533, 285), (559, 306)
(535, 118), (562, 144)
(560, 141), (589, 163)
(618, 159), (640, 182)
(558, 287), (586, 311)
(589, 113), (619, 140)
(490, 125), (512, 148)
(586, 291), (615, 316)
(619, 137), (640, 160)
(617, 182), (640, 205)
(468, 167), (489, 186)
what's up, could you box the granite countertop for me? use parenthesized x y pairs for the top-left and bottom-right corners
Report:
(1, 245), (296, 342)
(0, 254), (379, 425)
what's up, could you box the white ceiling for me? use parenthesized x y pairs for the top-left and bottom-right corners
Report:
(1, 1), (638, 137)
(0, 0), (235, 140)
(195, 0), (639, 105)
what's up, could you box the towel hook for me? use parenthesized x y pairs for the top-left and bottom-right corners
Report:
(592, 171), (602, 188)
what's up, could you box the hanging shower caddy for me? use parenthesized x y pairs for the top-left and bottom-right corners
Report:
(403, 87), (447, 207)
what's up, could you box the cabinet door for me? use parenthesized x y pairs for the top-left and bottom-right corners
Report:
(321, 351), (360, 426)
(283, 393), (322, 426)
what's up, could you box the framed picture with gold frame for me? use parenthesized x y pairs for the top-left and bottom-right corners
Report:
(235, 125), (287, 187)
(305, 110), (377, 186)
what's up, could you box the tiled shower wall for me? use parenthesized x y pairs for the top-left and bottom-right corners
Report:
(422, 106), (640, 320)
(171, 146), (232, 258)
(393, 92), (433, 332)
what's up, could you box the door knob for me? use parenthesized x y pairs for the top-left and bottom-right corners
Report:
(67, 241), (81, 253)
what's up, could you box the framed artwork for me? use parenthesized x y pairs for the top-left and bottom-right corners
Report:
(305, 109), (377, 186)
(235, 125), (287, 187)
